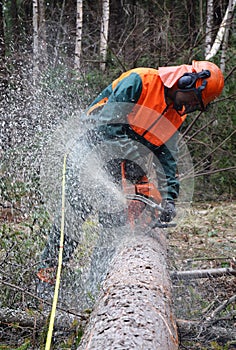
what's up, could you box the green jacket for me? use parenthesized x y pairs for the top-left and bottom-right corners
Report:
(87, 68), (182, 201)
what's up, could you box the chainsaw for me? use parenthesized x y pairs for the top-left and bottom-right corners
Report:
(99, 159), (177, 229)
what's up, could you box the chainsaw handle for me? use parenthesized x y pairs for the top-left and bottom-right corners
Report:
(125, 194), (164, 212)
(125, 194), (177, 229)
(150, 219), (177, 229)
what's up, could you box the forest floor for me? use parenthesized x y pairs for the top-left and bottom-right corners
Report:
(0, 200), (235, 349)
(169, 201), (236, 350)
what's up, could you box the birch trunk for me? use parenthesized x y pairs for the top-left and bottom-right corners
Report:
(220, 0), (236, 72)
(38, 0), (48, 66)
(54, 0), (65, 67)
(77, 229), (179, 350)
(206, 0), (236, 61)
(75, 0), (83, 71)
(0, 1), (6, 85)
(199, 0), (203, 34)
(32, 0), (39, 83)
(205, 0), (214, 58)
(100, 0), (110, 71)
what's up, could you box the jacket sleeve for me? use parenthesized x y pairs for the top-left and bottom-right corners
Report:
(87, 84), (113, 115)
(152, 131), (179, 201)
(87, 72), (143, 123)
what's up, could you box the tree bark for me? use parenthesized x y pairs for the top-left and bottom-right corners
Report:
(32, 0), (39, 83)
(220, 0), (236, 72)
(100, 0), (110, 71)
(75, 0), (83, 70)
(205, 0), (214, 58)
(0, 307), (83, 330)
(0, 1), (7, 91)
(206, 0), (236, 61)
(77, 229), (178, 350)
(38, 0), (48, 66)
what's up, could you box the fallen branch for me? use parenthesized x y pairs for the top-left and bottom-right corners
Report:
(0, 279), (87, 320)
(177, 319), (236, 342)
(0, 307), (81, 330)
(171, 267), (236, 280)
(205, 294), (236, 321)
(185, 256), (232, 263)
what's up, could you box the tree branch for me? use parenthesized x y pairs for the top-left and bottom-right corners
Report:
(205, 294), (236, 321)
(0, 279), (87, 320)
(171, 267), (236, 280)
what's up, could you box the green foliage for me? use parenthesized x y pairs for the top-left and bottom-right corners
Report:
(0, 340), (31, 350)
(0, 180), (50, 306)
(0, 177), (28, 202)
(182, 51), (236, 200)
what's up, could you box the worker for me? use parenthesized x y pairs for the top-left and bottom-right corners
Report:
(37, 60), (224, 285)
(86, 60), (224, 221)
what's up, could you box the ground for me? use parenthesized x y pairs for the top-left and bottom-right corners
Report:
(0, 200), (235, 349)
(169, 201), (236, 350)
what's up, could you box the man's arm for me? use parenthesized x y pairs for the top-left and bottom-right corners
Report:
(153, 132), (179, 201)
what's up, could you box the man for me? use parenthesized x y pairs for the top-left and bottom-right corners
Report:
(37, 60), (224, 284)
(86, 60), (224, 222)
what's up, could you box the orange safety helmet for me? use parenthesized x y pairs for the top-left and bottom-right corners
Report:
(192, 60), (224, 107)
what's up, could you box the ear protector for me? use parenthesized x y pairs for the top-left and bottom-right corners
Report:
(178, 70), (211, 90)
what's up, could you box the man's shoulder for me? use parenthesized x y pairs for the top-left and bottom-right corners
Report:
(129, 67), (159, 76)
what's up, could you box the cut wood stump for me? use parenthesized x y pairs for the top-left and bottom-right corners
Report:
(77, 228), (179, 350)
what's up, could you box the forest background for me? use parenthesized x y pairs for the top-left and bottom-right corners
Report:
(0, 0), (235, 201)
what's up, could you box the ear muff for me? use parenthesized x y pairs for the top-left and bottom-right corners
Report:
(177, 74), (196, 89)
(178, 70), (211, 90)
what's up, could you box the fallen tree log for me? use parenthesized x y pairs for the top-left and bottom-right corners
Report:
(77, 228), (179, 350)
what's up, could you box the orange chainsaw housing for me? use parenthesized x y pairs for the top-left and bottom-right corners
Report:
(121, 161), (162, 225)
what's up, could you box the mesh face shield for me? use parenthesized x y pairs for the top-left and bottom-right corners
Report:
(173, 88), (205, 115)
(173, 70), (210, 115)
(173, 79), (208, 115)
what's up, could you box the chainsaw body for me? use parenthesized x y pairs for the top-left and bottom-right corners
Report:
(99, 159), (176, 228)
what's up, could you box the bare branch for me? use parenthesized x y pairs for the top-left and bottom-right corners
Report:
(0, 279), (86, 320)
(191, 165), (236, 178)
(171, 267), (236, 280)
(206, 294), (236, 321)
(180, 129), (236, 180)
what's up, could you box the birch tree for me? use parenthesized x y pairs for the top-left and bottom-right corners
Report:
(0, 1), (5, 80)
(205, 0), (236, 63)
(220, 0), (236, 72)
(38, 0), (48, 66)
(32, 0), (47, 81)
(100, 0), (110, 71)
(0, 1), (7, 95)
(32, 0), (39, 82)
(75, 0), (83, 71)
(205, 0), (214, 58)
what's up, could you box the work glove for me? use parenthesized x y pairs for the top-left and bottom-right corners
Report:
(160, 200), (176, 222)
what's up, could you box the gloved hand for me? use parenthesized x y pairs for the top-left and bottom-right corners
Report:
(160, 200), (176, 222)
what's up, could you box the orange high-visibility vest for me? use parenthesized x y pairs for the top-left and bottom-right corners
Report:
(112, 68), (187, 146)
(88, 67), (188, 146)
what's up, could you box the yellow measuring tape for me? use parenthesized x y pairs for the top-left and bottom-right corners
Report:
(45, 153), (67, 350)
